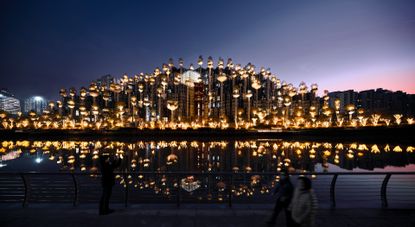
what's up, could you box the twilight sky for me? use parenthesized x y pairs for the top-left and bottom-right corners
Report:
(1, 0), (414, 100)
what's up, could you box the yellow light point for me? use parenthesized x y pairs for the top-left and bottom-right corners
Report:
(347, 150), (354, 159)
(358, 144), (368, 151)
(406, 146), (414, 153)
(1, 141), (9, 148)
(296, 149), (302, 155)
(190, 141), (199, 148)
(282, 142), (291, 149)
(350, 143), (357, 149)
(334, 154), (340, 162)
(371, 145), (380, 153)
(393, 146), (402, 152)
(384, 145), (390, 152)
(335, 143), (344, 150)
(393, 114), (403, 125)
(323, 150), (331, 157)
(384, 118), (391, 126)
(15, 141), (24, 147)
(272, 143), (279, 151)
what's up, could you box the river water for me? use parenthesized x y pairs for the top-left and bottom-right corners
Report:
(1, 139), (414, 208)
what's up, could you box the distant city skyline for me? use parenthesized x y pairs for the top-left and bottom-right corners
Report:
(1, 0), (414, 100)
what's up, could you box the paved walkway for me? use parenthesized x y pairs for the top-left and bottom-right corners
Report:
(2, 204), (415, 227)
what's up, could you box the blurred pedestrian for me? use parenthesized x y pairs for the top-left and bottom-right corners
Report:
(267, 170), (295, 226)
(289, 176), (318, 227)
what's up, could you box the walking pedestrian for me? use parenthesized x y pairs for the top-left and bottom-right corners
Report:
(289, 176), (318, 227)
(267, 170), (295, 226)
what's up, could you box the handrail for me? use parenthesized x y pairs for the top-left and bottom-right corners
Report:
(71, 173), (79, 207)
(381, 173), (392, 208)
(20, 173), (29, 208)
(330, 174), (338, 208)
(1, 171), (414, 208)
(2, 171), (415, 175)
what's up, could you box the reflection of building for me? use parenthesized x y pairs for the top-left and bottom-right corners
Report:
(24, 96), (47, 114)
(1, 140), (414, 173)
(0, 89), (21, 115)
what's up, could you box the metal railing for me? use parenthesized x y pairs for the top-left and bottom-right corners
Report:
(1, 172), (414, 208)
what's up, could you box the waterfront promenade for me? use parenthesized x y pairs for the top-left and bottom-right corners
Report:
(2, 204), (415, 227)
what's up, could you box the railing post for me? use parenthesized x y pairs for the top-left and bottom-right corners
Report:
(228, 173), (233, 208)
(330, 174), (338, 208)
(71, 173), (79, 207)
(381, 173), (391, 208)
(124, 173), (129, 208)
(176, 174), (181, 207)
(20, 173), (29, 208)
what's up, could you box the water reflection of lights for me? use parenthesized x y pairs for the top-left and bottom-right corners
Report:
(1, 140), (414, 176)
(1, 150), (21, 161)
(181, 176), (201, 192)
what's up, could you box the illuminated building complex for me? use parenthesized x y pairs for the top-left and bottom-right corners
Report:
(0, 57), (414, 130)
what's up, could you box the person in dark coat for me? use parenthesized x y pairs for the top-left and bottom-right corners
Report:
(267, 170), (295, 226)
(99, 153), (122, 215)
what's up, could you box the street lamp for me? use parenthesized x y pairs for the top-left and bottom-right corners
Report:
(232, 88), (240, 128)
(251, 79), (261, 108)
(167, 100), (178, 123)
(217, 73), (227, 116)
(345, 104), (355, 123)
(245, 90), (253, 122)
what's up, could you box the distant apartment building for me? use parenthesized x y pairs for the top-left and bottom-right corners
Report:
(328, 89), (415, 116)
(96, 74), (114, 89)
(358, 89), (415, 115)
(24, 96), (48, 114)
(328, 90), (358, 113)
(0, 89), (21, 115)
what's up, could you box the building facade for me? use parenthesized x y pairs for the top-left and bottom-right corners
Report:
(328, 89), (415, 116)
(0, 89), (21, 115)
(24, 96), (48, 114)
